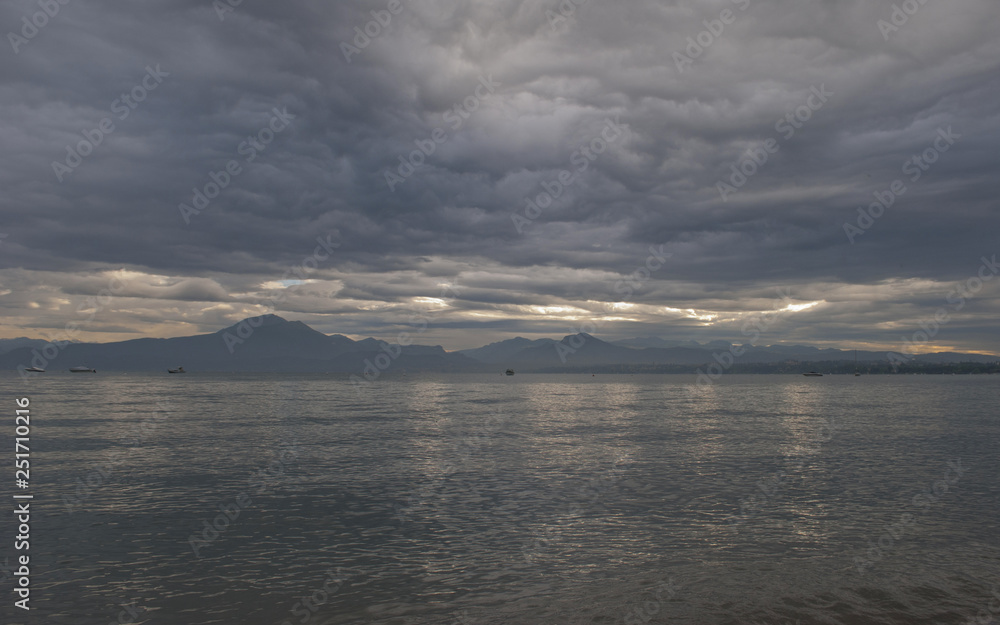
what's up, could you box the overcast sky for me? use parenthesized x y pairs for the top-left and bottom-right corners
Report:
(2, 0), (998, 353)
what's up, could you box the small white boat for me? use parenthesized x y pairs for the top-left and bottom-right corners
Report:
(69, 366), (97, 373)
(505, 369), (515, 376)
(25, 367), (45, 373)
(167, 367), (186, 374)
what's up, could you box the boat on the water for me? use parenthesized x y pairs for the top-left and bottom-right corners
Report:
(69, 366), (97, 373)
(168, 367), (186, 374)
(25, 366), (45, 373)
(803, 371), (823, 377)
(505, 369), (515, 376)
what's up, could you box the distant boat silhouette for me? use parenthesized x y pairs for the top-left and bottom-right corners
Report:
(505, 369), (515, 376)
(69, 366), (96, 373)
(168, 367), (186, 374)
(25, 367), (45, 373)
(803, 371), (823, 377)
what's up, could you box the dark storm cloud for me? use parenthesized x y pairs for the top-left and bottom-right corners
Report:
(1, 0), (998, 352)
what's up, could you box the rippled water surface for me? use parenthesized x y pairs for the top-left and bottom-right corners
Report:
(2, 372), (999, 625)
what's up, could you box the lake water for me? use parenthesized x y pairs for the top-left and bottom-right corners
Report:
(2, 372), (999, 625)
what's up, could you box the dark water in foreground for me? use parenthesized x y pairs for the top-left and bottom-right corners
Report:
(1, 372), (998, 625)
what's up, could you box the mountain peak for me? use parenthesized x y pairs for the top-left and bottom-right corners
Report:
(561, 332), (601, 343)
(216, 314), (291, 334)
(252, 314), (288, 326)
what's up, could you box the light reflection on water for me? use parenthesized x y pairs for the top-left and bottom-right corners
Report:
(1, 372), (998, 625)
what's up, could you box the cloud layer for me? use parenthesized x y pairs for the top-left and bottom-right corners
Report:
(2, 0), (999, 353)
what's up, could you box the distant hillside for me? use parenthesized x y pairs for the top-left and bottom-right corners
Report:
(1, 315), (485, 374)
(458, 336), (556, 364)
(530, 361), (1000, 375)
(462, 334), (1000, 371)
(0, 337), (53, 355)
(612, 337), (733, 350)
(911, 352), (1000, 364)
(3, 320), (997, 374)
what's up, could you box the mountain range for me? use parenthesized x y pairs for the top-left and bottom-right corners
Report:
(460, 334), (999, 369)
(3, 315), (479, 374)
(3, 315), (997, 375)
(0, 337), (57, 355)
